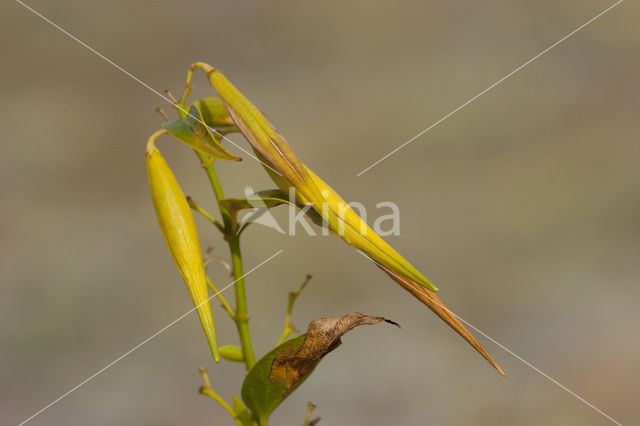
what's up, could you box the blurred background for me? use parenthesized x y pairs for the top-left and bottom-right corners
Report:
(2, 1), (639, 425)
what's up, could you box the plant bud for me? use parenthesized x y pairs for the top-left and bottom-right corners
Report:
(219, 345), (244, 362)
(146, 136), (219, 362)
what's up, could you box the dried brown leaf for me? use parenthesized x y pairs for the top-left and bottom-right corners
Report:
(270, 313), (399, 390)
(241, 313), (398, 423)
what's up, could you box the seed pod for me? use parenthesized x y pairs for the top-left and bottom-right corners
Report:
(197, 66), (505, 375)
(206, 68), (312, 190)
(146, 133), (219, 362)
(204, 67), (434, 291)
(303, 166), (437, 291)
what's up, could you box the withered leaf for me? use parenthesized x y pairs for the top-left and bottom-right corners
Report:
(241, 313), (398, 424)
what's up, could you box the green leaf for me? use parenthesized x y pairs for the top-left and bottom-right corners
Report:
(163, 104), (241, 161)
(219, 189), (292, 212)
(241, 313), (398, 425)
(241, 335), (306, 426)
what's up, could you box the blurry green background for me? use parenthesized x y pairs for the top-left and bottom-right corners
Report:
(2, 1), (639, 425)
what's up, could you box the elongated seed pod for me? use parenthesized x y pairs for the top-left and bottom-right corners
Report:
(197, 65), (505, 375)
(303, 166), (437, 291)
(206, 67), (434, 290)
(146, 134), (219, 362)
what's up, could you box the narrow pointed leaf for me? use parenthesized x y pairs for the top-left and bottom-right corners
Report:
(219, 189), (292, 212)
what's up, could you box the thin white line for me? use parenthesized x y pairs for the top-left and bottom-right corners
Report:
(14, 0), (282, 176)
(356, 0), (624, 176)
(357, 251), (623, 425)
(13, 0), (624, 424)
(17, 249), (284, 426)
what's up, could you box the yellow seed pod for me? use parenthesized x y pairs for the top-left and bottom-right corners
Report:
(146, 130), (219, 362)
(203, 65), (435, 291)
(205, 67), (312, 190)
(303, 166), (437, 292)
(195, 64), (503, 375)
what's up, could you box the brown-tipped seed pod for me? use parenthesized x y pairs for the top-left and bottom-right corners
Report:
(146, 130), (219, 362)
(202, 66), (436, 291)
(194, 64), (505, 375)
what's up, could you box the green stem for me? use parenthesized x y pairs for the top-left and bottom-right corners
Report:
(303, 402), (317, 426)
(199, 368), (243, 426)
(206, 275), (236, 320)
(187, 196), (225, 233)
(276, 275), (312, 346)
(196, 151), (226, 203)
(200, 387), (241, 425)
(195, 150), (256, 371)
(228, 235), (256, 370)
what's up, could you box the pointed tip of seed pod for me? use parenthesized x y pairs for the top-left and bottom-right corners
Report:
(200, 319), (220, 363)
(379, 265), (506, 376)
(422, 280), (439, 292)
(208, 340), (221, 363)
